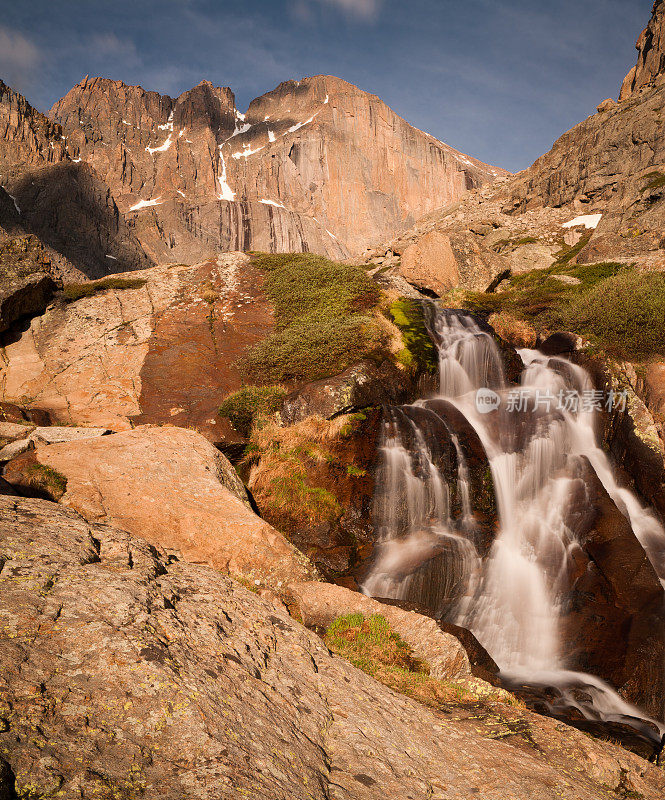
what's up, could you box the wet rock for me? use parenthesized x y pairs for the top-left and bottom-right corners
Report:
(563, 457), (665, 717)
(281, 359), (417, 425)
(539, 331), (579, 356)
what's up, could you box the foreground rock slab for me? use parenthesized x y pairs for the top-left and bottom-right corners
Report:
(0, 496), (664, 799)
(3, 425), (315, 587)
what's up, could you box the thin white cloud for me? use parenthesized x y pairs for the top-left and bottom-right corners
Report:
(301, 0), (383, 22)
(88, 33), (139, 60)
(0, 26), (42, 91)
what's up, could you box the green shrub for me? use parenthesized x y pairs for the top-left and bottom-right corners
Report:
(388, 299), (438, 374)
(219, 385), (286, 437)
(462, 261), (665, 361)
(238, 254), (388, 384)
(63, 277), (147, 303)
(559, 270), (665, 359)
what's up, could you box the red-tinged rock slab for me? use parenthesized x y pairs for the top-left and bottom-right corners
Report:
(0, 252), (273, 443)
(3, 425), (316, 588)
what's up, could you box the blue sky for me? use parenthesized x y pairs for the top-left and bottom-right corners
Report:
(0, 0), (653, 171)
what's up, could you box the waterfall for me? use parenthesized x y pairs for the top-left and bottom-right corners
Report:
(363, 306), (665, 736)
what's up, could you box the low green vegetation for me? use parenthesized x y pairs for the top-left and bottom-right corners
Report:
(25, 463), (68, 500)
(237, 253), (388, 384)
(219, 385), (286, 438)
(388, 299), (438, 374)
(641, 170), (665, 192)
(324, 614), (510, 709)
(559, 270), (665, 359)
(551, 231), (593, 267)
(62, 277), (147, 302)
(462, 260), (665, 361)
(325, 614), (424, 674)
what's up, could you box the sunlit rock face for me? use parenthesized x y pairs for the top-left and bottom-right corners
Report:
(50, 75), (505, 262)
(620, 0), (665, 100)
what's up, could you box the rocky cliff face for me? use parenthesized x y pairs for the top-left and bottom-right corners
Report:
(0, 80), (152, 281)
(50, 75), (505, 262)
(620, 0), (665, 100)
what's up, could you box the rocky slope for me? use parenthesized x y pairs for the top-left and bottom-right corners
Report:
(1, 495), (664, 799)
(372, 0), (665, 294)
(0, 79), (152, 282)
(50, 75), (505, 262)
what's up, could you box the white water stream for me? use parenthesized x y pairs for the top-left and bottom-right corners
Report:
(363, 307), (665, 735)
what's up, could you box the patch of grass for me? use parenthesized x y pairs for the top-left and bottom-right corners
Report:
(388, 298), (439, 374)
(63, 277), (147, 303)
(559, 270), (665, 360)
(346, 464), (367, 477)
(324, 614), (499, 709)
(641, 171), (665, 192)
(238, 253), (388, 384)
(219, 385), (286, 438)
(461, 260), (665, 361)
(25, 463), (67, 500)
(247, 416), (350, 527)
(325, 614), (426, 674)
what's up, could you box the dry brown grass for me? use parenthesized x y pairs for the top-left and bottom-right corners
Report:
(246, 415), (356, 526)
(488, 312), (538, 348)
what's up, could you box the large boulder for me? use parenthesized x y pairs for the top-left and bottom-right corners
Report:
(0, 496), (663, 800)
(2, 425), (316, 588)
(400, 230), (460, 295)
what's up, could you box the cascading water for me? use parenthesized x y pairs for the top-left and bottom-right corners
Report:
(363, 305), (665, 741)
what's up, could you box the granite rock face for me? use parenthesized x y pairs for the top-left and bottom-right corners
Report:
(1, 495), (664, 799)
(50, 75), (505, 261)
(0, 253), (272, 443)
(372, 1), (665, 291)
(0, 79), (152, 282)
(620, 0), (665, 100)
(2, 425), (315, 588)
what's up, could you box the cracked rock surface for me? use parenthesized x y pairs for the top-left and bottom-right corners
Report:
(0, 496), (664, 799)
